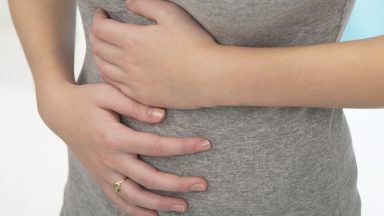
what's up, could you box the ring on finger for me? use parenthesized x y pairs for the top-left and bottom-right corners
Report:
(112, 177), (128, 193)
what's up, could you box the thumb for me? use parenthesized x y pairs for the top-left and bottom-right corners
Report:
(126, 0), (176, 24)
(97, 84), (166, 124)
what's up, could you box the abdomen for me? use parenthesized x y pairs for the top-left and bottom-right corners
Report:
(120, 107), (359, 215)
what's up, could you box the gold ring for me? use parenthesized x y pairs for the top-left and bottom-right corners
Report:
(112, 177), (127, 193)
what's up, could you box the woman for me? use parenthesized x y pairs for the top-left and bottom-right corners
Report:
(11, 0), (383, 215)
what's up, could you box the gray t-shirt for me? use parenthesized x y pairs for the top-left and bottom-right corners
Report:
(61, 0), (360, 215)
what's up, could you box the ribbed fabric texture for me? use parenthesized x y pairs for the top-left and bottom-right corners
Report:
(61, 0), (360, 215)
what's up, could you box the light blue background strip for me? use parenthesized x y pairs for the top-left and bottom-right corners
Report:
(341, 0), (384, 41)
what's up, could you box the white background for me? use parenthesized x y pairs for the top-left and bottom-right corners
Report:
(1, 1), (383, 215)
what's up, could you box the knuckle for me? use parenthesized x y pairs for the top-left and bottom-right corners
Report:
(98, 63), (110, 77)
(128, 0), (140, 11)
(174, 175), (188, 192)
(130, 90), (150, 107)
(113, 82), (136, 98)
(96, 90), (107, 102)
(157, 198), (171, 211)
(158, 5), (175, 19)
(98, 130), (118, 151)
(181, 140), (192, 154)
(150, 141), (163, 156)
(128, 100), (144, 116)
(157, 10), (167, 21)
(121, 85), (135, 98)
(92, 85), (113, 103)
(96, 152), (113, 168)
(91, 43), (99, 54)
(91, 20), (103, 36)
(139, 174), (157, 190)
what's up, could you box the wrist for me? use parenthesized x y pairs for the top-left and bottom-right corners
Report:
(35, 73), (76, 99)
(195, 44), (226, 108)
(199, 44), (244, 107)
(35, 78), (77, 123)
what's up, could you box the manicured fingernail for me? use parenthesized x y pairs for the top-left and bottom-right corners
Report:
(190, 183), (206, 192)
(148, 108), (164, 119)
(195, 140), (211, 151)
(170, 205), (186, 212)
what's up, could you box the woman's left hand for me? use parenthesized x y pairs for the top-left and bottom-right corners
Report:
(90, 0), (220, 109)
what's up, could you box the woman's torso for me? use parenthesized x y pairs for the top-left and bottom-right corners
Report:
(61, 1), (360, 215)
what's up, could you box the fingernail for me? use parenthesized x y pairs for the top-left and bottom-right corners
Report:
(148, 108), (164, 119)
(190, 183), (206, 192)
(195, 140), (211, 151)
(170, 205), (186, 212)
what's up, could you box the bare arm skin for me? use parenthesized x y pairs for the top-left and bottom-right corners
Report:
(9, 0), (76, 89)
(89, 0), (384, 109)
(9, 0), (211, 215)
(207, 36), (384, 109)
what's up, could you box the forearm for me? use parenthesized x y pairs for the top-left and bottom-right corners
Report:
(210, 36), (384, 108)
(9, 0), (77, 96)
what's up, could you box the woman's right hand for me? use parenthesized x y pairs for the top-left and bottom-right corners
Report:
(37, 82), (211, 216)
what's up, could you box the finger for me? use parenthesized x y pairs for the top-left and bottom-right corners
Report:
(117, 177), (188, 212)
(96, 84), (166, 123)
(114, 154), (208, 193)
(106, 165), (187, 212)
(93, 52), (126, 82)
(90, 32), (125, 67)
(92, 8), (141, 46)
(126, 0), (178, 25)
(110, 124), (212, 156)
(99, 77), (133, 100)
(102, 181), (158, 216)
